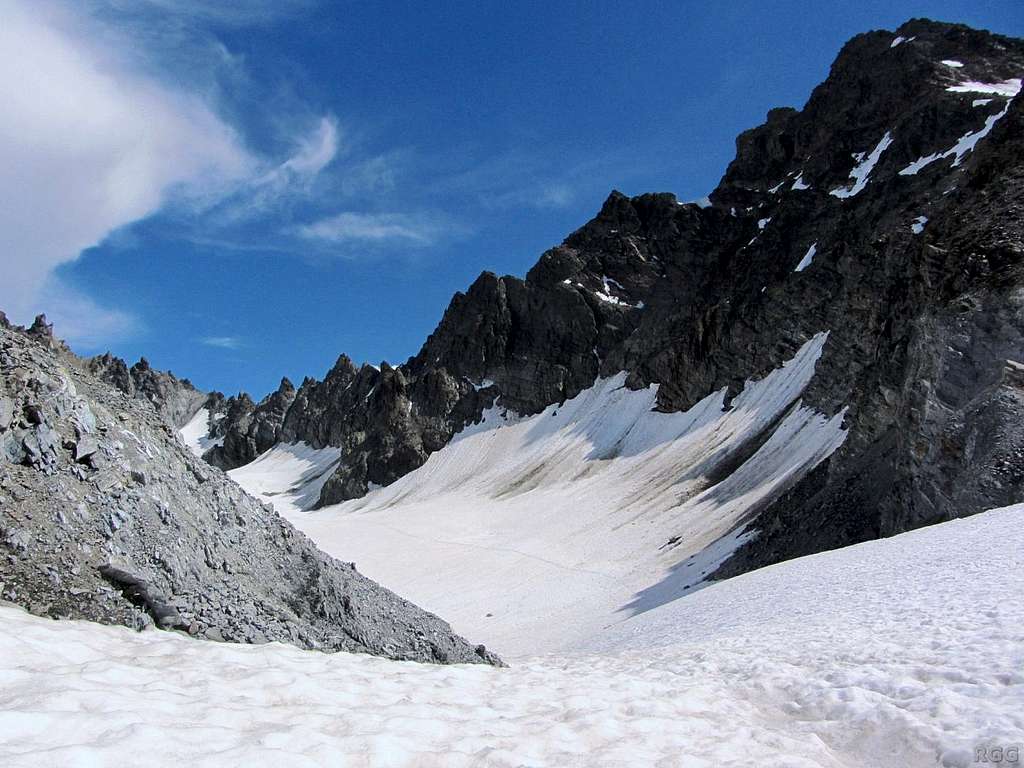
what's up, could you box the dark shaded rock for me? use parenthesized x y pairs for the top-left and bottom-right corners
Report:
(99, 564), (188, 630)
(27, 314), (53, 339)
(265, 20), (1024, 568)
(203, 378), (296, 470)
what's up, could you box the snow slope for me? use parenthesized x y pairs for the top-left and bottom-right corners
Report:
(229, 442), (341, 515)
(178, 408), (223, 457)
(1, 504), (1021, 768)
(238, 335), (847, 655)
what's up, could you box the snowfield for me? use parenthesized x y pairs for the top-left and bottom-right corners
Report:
(1, 505), (1022, 767)
(235, 335), (846, 655)
(229, 441), (341, 515)
(179, 407), (223, 457)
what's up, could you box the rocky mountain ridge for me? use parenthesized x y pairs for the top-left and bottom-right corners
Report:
(88, 351), (207, 429)
(122, 20), (1024, 578)
(0, 314), (499, 665)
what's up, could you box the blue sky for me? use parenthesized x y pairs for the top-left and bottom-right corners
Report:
(5, 1), (1022, 397)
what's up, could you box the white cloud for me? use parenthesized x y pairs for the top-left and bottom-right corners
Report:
(281, 116), (340, 176)
(200, 114), (341, 229)
(0, 1), (253, 337)
(297, 212), (448, 247)
(199, 336), (242, 349)
(34, 280), (141, 348)
(95, 0), (315, 27)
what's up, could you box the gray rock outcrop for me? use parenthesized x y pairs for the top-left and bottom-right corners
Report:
(0, 320), (500, 665)
(88, 353), (206, 429)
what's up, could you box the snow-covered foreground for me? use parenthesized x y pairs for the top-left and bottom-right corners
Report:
(2, 505), (1022, 768)
(236, 335), (847, 655)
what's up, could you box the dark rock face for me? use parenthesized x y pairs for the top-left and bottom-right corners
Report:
(251, 19), (1024, 579)
(0, 322), (500, 665)
(125, 20), (1023, 585)
(87, 353), (206, 429)
(203, 378), (297, 470)
(262, 21), (1023, 531)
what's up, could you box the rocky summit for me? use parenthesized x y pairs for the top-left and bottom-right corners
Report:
(190, 19), (1024, 580)
(0, 315), (499, 665)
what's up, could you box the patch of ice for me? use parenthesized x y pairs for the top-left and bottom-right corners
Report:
(972, 98), (992, 107)
(946, 78), (1022, 97)
(791, 173), (810, 191)
(911, 215), (928, 235)
(899, 99), (1013, 174)
(794, 242), (817, 272)
(941, 59), (964, 68)
(767, 181), (784, 194)
(889, 35), (912, 48)
(595, 275), (643, 309)
(757, 217), (770, 230)
(829, 131), (893, 198)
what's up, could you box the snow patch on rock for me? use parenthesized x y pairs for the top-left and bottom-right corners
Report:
(829, 132), (893, 198)
(794, 242), (817, 272)
(899, 99), (1013, 175)
(947, 78), (1022, 97)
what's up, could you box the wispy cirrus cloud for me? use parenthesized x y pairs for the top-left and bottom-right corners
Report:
(267, 115), (340, 181)
(199, 335), (243, 349)
(296, 212), (452, 248)
(87, 0), (316, 28)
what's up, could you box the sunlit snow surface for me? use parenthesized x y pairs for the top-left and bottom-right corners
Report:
(236, 335), (846, 655)
(229, 441), (341, 515)
(946, 78), (1022, 97)
(178, 408), (223, 457)
(1, 505), (1022, 767)
(829, 132), (893, 198)
(795, 242), (818, 272)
